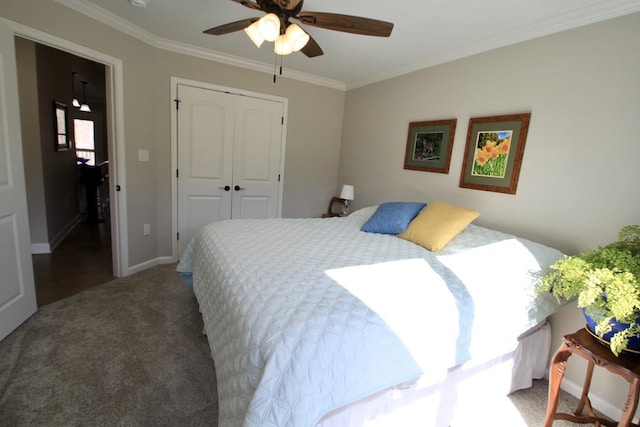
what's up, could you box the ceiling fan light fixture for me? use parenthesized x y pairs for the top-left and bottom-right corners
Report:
(206, 0), (394, 61)
(285, 23), (309, 52)
(258, 13), (280, 42)
(244, 20), (264, 47)
(274, 34), (293, 56)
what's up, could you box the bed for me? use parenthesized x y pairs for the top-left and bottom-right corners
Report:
(177, 202), (565, 427)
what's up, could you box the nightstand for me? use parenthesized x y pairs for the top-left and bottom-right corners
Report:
(543, 327), (640, 427)
(322, 196), (346, 218)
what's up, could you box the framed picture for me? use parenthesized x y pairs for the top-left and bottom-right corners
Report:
(403, 118), (457, 174)
(459, 113), (531, 194)
(53, 101), (70, 151)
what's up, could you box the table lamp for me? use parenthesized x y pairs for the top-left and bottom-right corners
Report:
(339, 184), (354, 216)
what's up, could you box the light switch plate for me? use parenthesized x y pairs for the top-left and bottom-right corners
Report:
(138, 149), (149, 162)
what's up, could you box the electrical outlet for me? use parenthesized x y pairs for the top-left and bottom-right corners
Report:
(144, 223), (150, 235)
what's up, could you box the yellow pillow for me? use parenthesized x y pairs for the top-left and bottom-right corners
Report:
(398, 201), (480, 252)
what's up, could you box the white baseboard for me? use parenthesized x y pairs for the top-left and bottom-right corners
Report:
(49, 215), (82, 252)
(30, 215), (81, 254)
(560, 378), (636, 423)
(127, 256), (176, 276)
(31, 243), (51, 254)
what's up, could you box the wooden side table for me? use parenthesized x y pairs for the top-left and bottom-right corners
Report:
(322, 197), (347, 218)
(543, 327), (640, 427)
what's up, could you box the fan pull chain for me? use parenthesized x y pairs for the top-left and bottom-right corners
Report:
(279, 54), (284, 77)
(273, 52), (285, 83)
(273, 52), (277, 83)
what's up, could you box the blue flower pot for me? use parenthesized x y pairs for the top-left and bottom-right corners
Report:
(582, 307), (640, 354)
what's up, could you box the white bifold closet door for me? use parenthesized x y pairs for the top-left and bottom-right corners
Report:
(177, 84), (284, 256)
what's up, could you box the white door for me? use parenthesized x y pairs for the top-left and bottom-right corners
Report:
(177, 84), (283, 255)
(0, 22), (37, 341)
(177, 84), (234, 255)
(232, 95), (283, 219)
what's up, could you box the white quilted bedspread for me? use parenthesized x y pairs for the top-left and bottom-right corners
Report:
(177, 206), (564, 427)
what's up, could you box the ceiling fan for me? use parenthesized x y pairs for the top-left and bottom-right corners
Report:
(203, 0), (394, 58)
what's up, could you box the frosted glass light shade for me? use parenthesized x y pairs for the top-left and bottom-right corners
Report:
(80, 103), (91, 112)
(340, 185), (354, 200)
(274, 34), (293, 55)
(259, 13), (280, 42)
(286, 24), (309, 52)
(244, 20), (264, 47)
(73, 98), (81, 108)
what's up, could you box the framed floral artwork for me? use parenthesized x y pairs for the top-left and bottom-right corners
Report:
(403, 118), (457, 174)
(459, 113), (531, 194)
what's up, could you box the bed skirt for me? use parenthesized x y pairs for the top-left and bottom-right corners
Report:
(316, 321), (551, 427)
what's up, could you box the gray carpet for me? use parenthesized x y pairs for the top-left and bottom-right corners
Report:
(0, 264), (592, 426)
(0, 264), (217, 426)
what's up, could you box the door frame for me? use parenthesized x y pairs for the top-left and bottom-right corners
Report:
(170, 77), (288, 261)
(2, 18), (129, 277)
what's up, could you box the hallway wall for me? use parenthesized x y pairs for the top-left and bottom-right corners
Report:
(15, 37), (107, 251)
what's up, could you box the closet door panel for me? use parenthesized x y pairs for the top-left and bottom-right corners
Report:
(177, 85), (234, 256)
(239, 109), (272, 180)
(190, 103), (226, 180)
(232, 96), (283, 219)
(176, 83), (285, 256)
(185, 195), (226, 237)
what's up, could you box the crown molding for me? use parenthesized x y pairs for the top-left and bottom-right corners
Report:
(55, 0), (158, 46)
(156, 38), (345, 90)
(54, 0), (346, 91)
(55, 0), (640, 92)
(346, 0), (640, 90)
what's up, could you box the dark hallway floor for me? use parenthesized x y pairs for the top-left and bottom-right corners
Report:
(32, 220), (114, 307)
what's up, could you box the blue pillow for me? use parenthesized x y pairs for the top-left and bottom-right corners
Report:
(361, 202), (427, 234)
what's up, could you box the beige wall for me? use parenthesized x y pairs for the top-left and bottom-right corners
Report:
(0, 0), (345, 266)
(340, 12), (640, 418)
(15, 37), (47, 245)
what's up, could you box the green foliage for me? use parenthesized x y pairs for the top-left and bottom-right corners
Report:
(472, 155), (506, 177)
(537, 225), (640, 356)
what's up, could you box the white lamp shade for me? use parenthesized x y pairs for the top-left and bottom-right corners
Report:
(80, 103), (91, 112)
(339, 184), (354, 200)
(274, 34), (293, 55)
(258, 13), (280, 42)
(244, 20), (264, 47)
(285, 24), (309, 52)
(72, 98), (81, 108)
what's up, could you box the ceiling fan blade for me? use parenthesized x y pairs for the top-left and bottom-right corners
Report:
(230, 0), (262, 11)
(300, 34), (323, 58)
(203, 18), (257, 36)
(296, 12), (393, 37)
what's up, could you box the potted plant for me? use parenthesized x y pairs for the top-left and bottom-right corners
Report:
(537, 225), (640, 356)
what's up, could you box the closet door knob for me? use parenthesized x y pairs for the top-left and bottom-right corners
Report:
(219, 185), (230, 191)
(234, 185), (246, 191)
